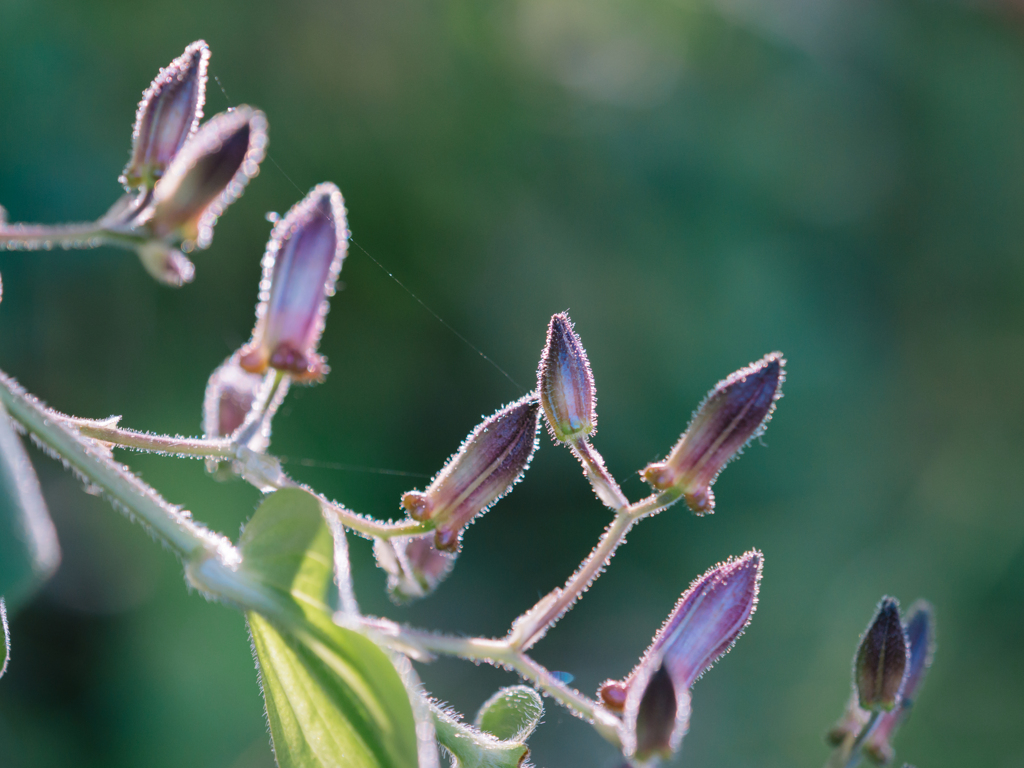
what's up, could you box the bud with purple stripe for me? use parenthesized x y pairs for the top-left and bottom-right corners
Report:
(864, 601), (935, 764)
(855, 597), (909, 712)
(373, 534), (457, 603)
(148, 106), (267, 251)
(600, 551), (762, 764)
(643, 353), (784, 515)
(239, 183), (348, 383)
(401, 394), (541, 551)
(122, 40), (209, 190)
(538, 312), (596, 444)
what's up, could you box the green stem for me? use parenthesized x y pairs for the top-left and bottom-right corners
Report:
(507, 489), (679, 651)
(0, 370), (235, 562)
(67, 417), (234, 458)
(570, 438), (629, 511)
(378, 624), (622, 746)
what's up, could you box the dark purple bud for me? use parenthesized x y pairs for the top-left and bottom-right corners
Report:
(148, 107), (267, 250)
(122, 41), (209, 190)
(623, 662), (691, 766)
(603, 550), (761, 764)
(136, 241), (195, 286)
(642, 353), (784, 515)
(203, 352), (266, 440)
(537, 312), (596, 443)
(402, 394), (541, 552)
(373, 534), (457, 603)
(635, 550), (762, 690)
(864, 601), (935, 764)
(855, 597), (909, 712)
(238, 183), (348, 383)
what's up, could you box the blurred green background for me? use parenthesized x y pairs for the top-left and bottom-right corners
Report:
(2, 0), (1023, 765)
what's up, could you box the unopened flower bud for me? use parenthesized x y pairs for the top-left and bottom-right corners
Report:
(373, 534), (456, 603)
(402, 394), (541, 552)
(623, 662), (691, 766)
(203, 352), (266, 440)
(537, 312), (596, 443)
(603, 549), (761, 762)
(122, 41), (209, 190)
(855, 597), (909, 712)
(864, 601), (935, 764)
(238, 183), (348, 382)
(642, 352), (784, 515)
(136, 241), (195, 286)
(148, 106), (267, 250)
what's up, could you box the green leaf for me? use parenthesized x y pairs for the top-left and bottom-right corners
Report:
(432, 704), (530, 768)
(475, 686), (544, 743)
(0, 399), (60, 610)
(240, 488), (424, 768)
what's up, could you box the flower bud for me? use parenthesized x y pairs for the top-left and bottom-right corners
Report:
(401, 394), (541, 552)
(855, 597), (909, 712)
(598, 548), (761, 753)
(122, 41), (209, 190)
(203, 352), (266, 440)
(136, 241), (195, 286)
(642, 352), (784, 515)
(623, 662), (691, 766)
(148, 106), (267, 250)
(863, 601), (935, 764)
(537, 312), (596, 443)
(373, 534), (456, 603)
(238, 183), (348, 382)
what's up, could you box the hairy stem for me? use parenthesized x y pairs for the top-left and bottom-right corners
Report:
(508, 488), (680, 651)
(570, 438), (629, 511)
(378, 624), (622, 747)
(0, 371), (234, 562)
(67, 418), (234, 458)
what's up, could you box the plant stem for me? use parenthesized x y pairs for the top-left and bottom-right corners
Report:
(0, 220), (111, 251)
(379, 624), (623, 747)
(824, 710), (881, 768)
(67, 417), (234, 458)
(570, 438), (630, 511)
(508, 488), (679, 651)
(0, 371), (236, 563)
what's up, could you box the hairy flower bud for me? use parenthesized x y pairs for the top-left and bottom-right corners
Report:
(537, 312), (596, 443)
(642, 352), (784, 515)
(864, 601), (935, 764)
(623, 662), (692, 766)
(238, 183), (348, 382)
(122, 40), (209, 190)
(373, 534), (456, 603)
(148, 106), (267, 250)
(602, 551), (761, 705)
(136, 241), (195, 286)
(203, 352), (266, 440)
(401, 394), (540, 551)
(855, 597), (909, 712)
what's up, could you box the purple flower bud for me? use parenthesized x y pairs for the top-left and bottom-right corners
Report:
(642, 352), (784, 515)
(203, 352), (266, 440)
(601, 551), (762, 722)
(537, 312), (596, 444)
(136, 241), (195, 286)
(238, 183), (348, 383)
(864, 601), (935, 764)
(401, 394), (541, 552)
(855, 597), (909, 712)
(623, 662), (691, 766)
(148, 107), (267, 250)
(122, 41), (209, 190)
(373, 534), (457, 603)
